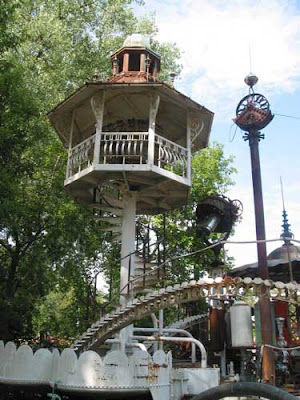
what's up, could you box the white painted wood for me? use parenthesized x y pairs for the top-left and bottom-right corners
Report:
(66, 109), (75, 179)
(67, 134), (96, 178)
(58, 348), (77, 385)
(51, 348), (60, 383)
(120, 192), (137, 306)
(3, 341), (16, 378)
(95, 164), (150, 171)
(129, 350), (151, 387)
(119, 193), (137, 352)
(91, 91), (105, 165)
(15, 345), (34, 380)
(91, 205), (124, 215)
(148, 94), (160, 166)
(153, 350), (167, 366)
(102, 350), (130, 386)
(32, 348), (52, 381)
(76, 350), (103, 386)
(100, 225), (122, 233)
(0, 341), (4, 376)
(101, 132), (148, 165)
(0, 345), (220, 399)
(95, 217), (122, 224)
(151, 165), (190, 186)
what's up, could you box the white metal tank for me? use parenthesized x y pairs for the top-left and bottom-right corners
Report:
(230, 301), (253, 348)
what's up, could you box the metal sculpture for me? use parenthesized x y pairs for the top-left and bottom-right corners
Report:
(233, 73), (275, 384)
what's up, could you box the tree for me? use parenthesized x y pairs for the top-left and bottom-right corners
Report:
(0, 0), (183, 341)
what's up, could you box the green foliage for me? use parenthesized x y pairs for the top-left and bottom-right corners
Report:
(32, 288), (82, 342)
(150, 143), (236, 285)
(0, 0), (235, 343)
(0, 0), (184, 342)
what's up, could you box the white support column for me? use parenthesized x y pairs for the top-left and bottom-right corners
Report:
(119, 192), (137, 353)
(120, 192), (137, 306)
(91, 91), (105, 165)
(148, 94), (160, 166)
(186, 111), (192, 185)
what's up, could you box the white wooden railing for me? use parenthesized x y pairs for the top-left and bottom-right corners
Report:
(154, 133), (188, 178)
(66, 131), (189, 180)
(67, 134), (96, 178)
(101, 132), (148, 165)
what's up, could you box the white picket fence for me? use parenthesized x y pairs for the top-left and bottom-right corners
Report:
(0, 340), (220, 400)
(0, 341), (171, 390)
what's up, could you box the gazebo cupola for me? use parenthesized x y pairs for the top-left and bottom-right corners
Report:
(108, 33), (160, 83)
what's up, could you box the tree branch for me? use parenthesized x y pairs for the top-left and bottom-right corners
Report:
(0, 238), (12, 253)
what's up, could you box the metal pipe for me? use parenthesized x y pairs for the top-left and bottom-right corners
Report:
(105, 339), (120, 343)
(130, 342), (147, 352)
(189, 382), (297, 400)
(150, 313), (158, 353)
(159, 309), (164, 351)
(105, 338), (147, 352)
(131, 335), (207, 368)
(133, 327), (196, 363)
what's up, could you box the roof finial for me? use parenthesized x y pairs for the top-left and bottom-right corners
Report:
(244, 73), (258, 93)
(169, 71), (176, 87)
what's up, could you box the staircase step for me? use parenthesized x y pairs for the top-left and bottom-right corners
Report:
(90, 205), (124, 215)
(100, 226), (122, 233)
(111, 234), (122, 242)
(95, 217), (123, 225)
(134, 265), (157, 271)
(133, 279), (158, 287)
(99, 195), (125, 208)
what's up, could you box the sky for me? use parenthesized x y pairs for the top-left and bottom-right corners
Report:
(135, 0), (300, 267)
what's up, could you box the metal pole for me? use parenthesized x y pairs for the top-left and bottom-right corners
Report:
(248, 130), (275, 384)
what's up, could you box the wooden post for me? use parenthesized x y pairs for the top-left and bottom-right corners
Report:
(140, 53), (146, 72)
(123, 52), (129, 72)
(148, 94), (160, 166)
(66, 109), (75, 179)
(153, 61), (158, 79)
(186, 111), (192, 185)
(91, 91), (105, 165)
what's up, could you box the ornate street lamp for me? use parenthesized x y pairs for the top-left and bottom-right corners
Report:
(233, 74), (275, 384)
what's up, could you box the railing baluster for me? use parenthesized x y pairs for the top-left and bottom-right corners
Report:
(115, 135), (120, 158)
(154, 133), (188, 177)
(121, 138), (126, 164)
(103, 135), (108, 164)
(67, 131), (188, 180)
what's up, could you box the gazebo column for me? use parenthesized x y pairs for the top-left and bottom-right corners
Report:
(123, 52), (129, 72)
(186, 111), (193, 185)
(140, 53), (146, 72)
(91, 91), (105, 165)
(66, 109), (75, 179)
(148, 94), (160, 167)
